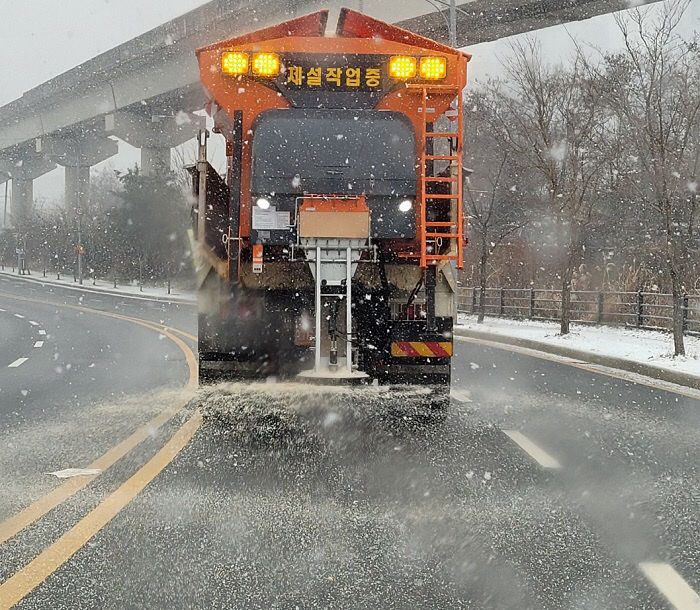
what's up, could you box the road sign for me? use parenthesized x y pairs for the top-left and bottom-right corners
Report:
(252, 244), (263, 274)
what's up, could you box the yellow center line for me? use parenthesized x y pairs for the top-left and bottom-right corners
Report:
(0, 291), (198, 548)
(0, 410), (203, 609)
(163, 326), (197, 343)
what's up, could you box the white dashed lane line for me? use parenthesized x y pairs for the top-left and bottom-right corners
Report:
(450, 388), (472, 404)
(639, 562), (700, 610)
(5, 309), (47, 351)
(8, 358), (29, 368)
(503, 430), (562, 469)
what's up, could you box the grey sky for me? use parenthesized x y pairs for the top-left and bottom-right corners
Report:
(0, 0), (210, 106)
(0, 0), (697, 203)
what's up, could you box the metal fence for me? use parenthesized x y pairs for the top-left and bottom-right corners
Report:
(457, 287), (700, 336)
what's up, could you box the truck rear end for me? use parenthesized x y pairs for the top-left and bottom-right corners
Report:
(193, 9), (469, 397)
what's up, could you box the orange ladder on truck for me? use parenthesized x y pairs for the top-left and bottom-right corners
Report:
(410, 84), (465, 269)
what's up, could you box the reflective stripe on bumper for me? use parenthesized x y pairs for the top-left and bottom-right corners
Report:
(390, 341), (453, 358)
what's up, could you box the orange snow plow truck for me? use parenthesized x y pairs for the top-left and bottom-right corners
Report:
(192, 8), (469, 395)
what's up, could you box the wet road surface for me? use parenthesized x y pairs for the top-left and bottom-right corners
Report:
(0, 275), (697, 609)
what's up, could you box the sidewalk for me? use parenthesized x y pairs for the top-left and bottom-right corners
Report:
(0, 267), (196, 304)
(456, 314), (700, 387)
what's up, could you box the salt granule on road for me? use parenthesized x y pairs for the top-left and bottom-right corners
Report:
(193, 382), (448, 452)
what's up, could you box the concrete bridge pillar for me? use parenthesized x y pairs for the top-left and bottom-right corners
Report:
(0, 152), (56, 228)
(37, 135), (118, 212)
(106, 111), (205, 176)
(141, 146), (172, 175)
(12, 177), (33, 226)
(0, 172), (9, 229)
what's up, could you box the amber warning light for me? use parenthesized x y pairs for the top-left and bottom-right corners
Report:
(223, 52), (446, 81)
(389, 56), (447, 80)
(420, 56), (447, 80)
(389, 56), (417, 79)
(221, 51), (248, 75)
(252, 52), (280, 76)
(221, 51), (280, 76)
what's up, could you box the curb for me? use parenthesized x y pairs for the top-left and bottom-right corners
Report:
(454, 326), (700, 391)
(0, 270), (196, 305)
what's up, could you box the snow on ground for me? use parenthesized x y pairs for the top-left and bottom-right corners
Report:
(0, 267), (195, 303)
(457, 314), (700, 378)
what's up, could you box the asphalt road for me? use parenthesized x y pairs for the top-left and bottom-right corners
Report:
(0, 274), (698, 610)
(0, 275), (195, 522)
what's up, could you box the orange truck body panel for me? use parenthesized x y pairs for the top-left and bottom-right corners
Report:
(196, 9), (469, 267)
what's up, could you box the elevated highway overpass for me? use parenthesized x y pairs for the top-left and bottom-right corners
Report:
(0, 0), (660, 226)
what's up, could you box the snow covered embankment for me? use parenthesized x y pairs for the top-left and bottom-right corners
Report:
(456, 315), (700, 379)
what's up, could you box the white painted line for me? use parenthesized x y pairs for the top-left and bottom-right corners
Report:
(13, 314), (25, 319)
(8, 358), (29, 368)
(639, 562), (700, 610)
(38, 330), (46, 336)
(503, 430), (561, 469)
(29, 321), (39, 326)
(34, 341), (44, 348)
(450, 388), (472, 404)
(455, 335), (700, 401)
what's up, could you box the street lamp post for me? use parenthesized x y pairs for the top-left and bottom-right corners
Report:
(3, 180), (8, 228)
(77, 207), (84, 285)
(73, 138), (85, 285)
(448, 0), (457, 47)
(424, 0), (466, 47)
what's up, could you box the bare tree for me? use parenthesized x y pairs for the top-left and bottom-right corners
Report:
(483, 39), (612, 334)
(171, 141), (199, 193)
(464, 94), (532, 321)
(585, 0), (699, 355)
